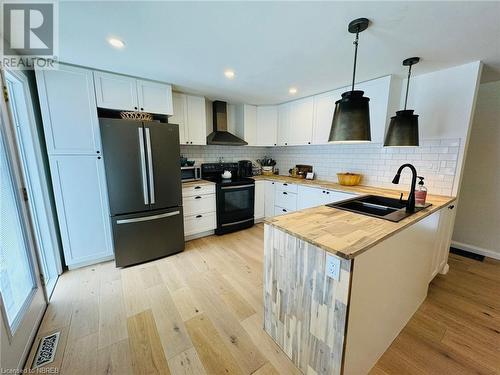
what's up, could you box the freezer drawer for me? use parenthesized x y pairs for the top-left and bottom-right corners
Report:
(111, 207), (185, 267)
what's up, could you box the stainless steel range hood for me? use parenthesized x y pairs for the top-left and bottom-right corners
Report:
(207, 101), (248, 146)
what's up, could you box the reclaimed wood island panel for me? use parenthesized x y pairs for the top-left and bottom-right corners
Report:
(264, 191), (456, 374)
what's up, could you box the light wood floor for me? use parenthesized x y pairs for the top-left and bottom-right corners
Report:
(26, 224), (500, 374)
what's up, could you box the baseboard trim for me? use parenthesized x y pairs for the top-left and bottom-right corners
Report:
(451, 241), (500, 260)
(185, 230), (215, 241)
(67, 255), (115, 270)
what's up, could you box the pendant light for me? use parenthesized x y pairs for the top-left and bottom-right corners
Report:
(384, 57), (420, 146)
(329, 18), (371, 143)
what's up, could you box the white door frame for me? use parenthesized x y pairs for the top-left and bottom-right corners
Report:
(4, 69), (63, 295)
(0, 69), (47, 370)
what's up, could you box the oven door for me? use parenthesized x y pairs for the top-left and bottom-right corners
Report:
(216, 183), (255, 234)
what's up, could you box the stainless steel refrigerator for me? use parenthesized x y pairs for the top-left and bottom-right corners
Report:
(99, 118), (184, 267)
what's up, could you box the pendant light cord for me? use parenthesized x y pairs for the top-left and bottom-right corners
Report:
(404, 63), (413, 110)
(351, 29), (360, 92)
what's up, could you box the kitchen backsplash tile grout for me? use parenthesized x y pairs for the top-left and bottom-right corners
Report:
(180, 138), (460, 196)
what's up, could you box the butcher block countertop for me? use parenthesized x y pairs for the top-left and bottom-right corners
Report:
(259, 175), (456, 260)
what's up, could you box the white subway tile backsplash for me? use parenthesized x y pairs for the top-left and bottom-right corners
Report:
(180, 138), (460, 196)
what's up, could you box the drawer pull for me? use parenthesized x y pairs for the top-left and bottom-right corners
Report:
(282, 209), (287, 212)
(283, 183), (288, 186)
(448, 205), (455, 210)
(194, 186), (201, 189)
(283, 192), (287, 195)
(196, 214), (203, 218)
(195, 196), (202, 199)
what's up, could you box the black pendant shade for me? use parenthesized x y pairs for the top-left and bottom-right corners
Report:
(329, 18), (372, 143)
(384, 110), (419, 146)
(329, 91), (371, 142)
(384, 57), (420, 147)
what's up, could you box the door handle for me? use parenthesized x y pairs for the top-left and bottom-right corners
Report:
(221, 184), (254, 190)
(138, 128), (149, 205)
(145, 127), (155, 204)
(116, 210), (180, 224)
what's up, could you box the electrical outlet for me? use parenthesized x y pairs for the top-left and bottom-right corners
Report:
(326, 254), (341, 281)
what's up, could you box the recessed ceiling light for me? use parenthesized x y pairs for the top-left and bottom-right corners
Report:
(108, 37), (125, 49)
(289, 87), (298, 94)
(224, 70), (235, 79)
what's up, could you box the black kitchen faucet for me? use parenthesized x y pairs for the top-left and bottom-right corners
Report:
(392, 163), (417, 212)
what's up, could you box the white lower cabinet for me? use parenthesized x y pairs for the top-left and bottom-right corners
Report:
(430, 204), (456, 280)
(254, 181), (265, 221)
(184, 212), (216, 237)
(182, 183), (216, 237)
(49, 155), (113, 268)
(264, 181), (276, 218)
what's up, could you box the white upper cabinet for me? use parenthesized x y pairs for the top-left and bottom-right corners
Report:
(312, 88), (345, 144)
(94, 72), (173, 115)
(93, 71), (138, 111)
(256, 106), (278, 146)
(171, 93), (207, 145)
(137, 79), (173, 115)
(235, 104), (257, 146)
(288, 97), (314, 145)
(277, 98), (314, 146)
(171, 93), (187, 144)
(36, 64), (101, 155)
(186, 95), (207, 145)
(277, 103), (290, 145)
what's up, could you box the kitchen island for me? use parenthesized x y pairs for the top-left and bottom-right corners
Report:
(263, 184), (455, 374)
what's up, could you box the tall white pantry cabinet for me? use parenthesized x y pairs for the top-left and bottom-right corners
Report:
(36, 64), (114, 268)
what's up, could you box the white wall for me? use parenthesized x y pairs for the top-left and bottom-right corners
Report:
(404, 61), (482, 195)
(452, 80), (500, 259)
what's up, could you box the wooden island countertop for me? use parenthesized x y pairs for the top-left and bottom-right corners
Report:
(257, 175), (456, 259)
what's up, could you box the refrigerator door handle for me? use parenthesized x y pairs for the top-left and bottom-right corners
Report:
(145, 127), (155, 204)
(116, 210), (181, 224)
(138, 127), (149, 205)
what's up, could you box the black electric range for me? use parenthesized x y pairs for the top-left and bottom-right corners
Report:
(201, 163), (255, 235)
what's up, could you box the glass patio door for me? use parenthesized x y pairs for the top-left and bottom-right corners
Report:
(4, 70), (62, 297)
(0, 73), (46, 370)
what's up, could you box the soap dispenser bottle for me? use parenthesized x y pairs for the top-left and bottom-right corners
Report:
(415, 176), (427, 207)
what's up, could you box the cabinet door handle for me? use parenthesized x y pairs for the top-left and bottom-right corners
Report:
(140, 107), (144, 111)
(196, 214), (203, 218)
(326, 192), (330, 194)
(448, 205), (455, 210)
(97, 156), (101, 159)
(282, 209), (287, 212)
(283, 192), (287, 195)
(195, 196), (202, 199)
(283, 183), (288, 186)
(134, 106), (138, 110)
(194, 186), (201, 189)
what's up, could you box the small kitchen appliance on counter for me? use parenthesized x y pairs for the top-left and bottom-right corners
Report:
(201, 163), (255, 235)
(289, 164), (313, 178)
(238, 160), (253, 177)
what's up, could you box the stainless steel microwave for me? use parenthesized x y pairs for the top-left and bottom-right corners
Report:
(181, 166), (201, 182)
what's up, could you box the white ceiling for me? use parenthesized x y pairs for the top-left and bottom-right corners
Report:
(58, 1), (500, 105)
